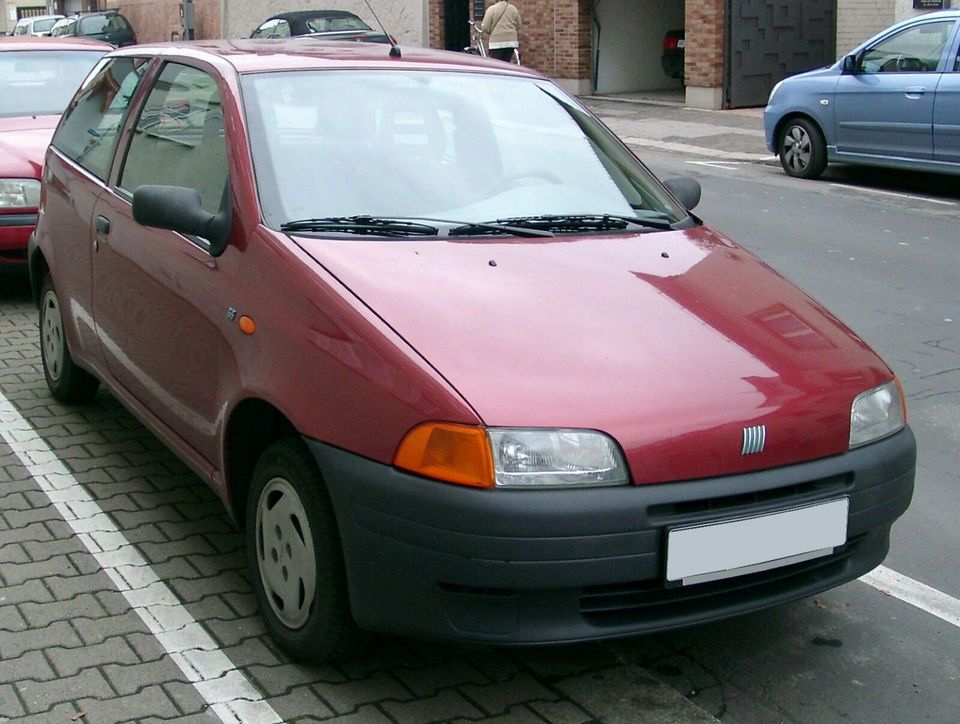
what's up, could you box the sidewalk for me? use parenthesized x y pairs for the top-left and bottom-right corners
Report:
(581, 94), (777, 164)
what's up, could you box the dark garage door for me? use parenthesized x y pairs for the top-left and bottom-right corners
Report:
(726, 0), (836, 108)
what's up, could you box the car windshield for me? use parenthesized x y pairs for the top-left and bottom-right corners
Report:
(0, 50), (104, 117)
(241, 70), (688, 234)
(33, 18), (60, 32)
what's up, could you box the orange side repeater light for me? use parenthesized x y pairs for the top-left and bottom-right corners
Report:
(238, 315), (256, 335)
(393, 422), (494, 488)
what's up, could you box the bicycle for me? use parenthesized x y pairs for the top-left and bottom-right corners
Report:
(464, 20), (487, 57)
(463, 20), (520, 65)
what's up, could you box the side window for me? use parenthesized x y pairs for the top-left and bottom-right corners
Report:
(119, 63), (227, 216)
(52, 57), (148, 181)
(860, 21), (954, 73)
(253, 18), (288, 38)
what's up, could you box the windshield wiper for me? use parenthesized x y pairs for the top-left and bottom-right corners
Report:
(445, 220), (554, 238)
(280, 216), (440, 237)
(478, 214), (674, 233)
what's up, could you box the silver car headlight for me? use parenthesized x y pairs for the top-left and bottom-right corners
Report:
(488, 428), (629, 488)
(0, 179), (41, 210)
(849, 380), (906, 448)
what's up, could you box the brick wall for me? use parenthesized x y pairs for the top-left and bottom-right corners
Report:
(685, 0), (724, 88)
(431, 1), (591, 87)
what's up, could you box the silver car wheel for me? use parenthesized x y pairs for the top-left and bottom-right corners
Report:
(782, 124), (811, 174)
(255, 476), (317, 630)
(41, 289), (65, 383)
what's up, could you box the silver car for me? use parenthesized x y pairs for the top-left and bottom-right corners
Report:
(764, 9), (960, 179)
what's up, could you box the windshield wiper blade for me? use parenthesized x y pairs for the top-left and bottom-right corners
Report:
(491, 214), (673, 232)
(280, 216), (440, 237)
(447, 220), (554, 238)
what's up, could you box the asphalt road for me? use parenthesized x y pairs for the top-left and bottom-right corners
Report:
(1, 147), (958, 723)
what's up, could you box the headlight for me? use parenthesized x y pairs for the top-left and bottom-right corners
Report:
(0, 179), (41, 210)
(488, 428), (628, 488)
(849, 380), (906, 448)
(393, 423), (629, 488)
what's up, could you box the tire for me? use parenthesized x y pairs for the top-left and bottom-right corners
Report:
(778, 117), (827, 180)
(39, 275), (100, 404)
(246, 438), (361, 662)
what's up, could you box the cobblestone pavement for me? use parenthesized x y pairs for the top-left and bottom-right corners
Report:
(1, 272), (716, 723)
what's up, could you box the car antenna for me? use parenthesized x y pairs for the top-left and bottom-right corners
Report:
(363, 0), (401, 57)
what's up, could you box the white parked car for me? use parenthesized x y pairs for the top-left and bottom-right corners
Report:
(11, 15), (65, 37)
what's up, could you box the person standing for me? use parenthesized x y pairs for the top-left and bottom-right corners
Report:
(481, 0), (521, 63)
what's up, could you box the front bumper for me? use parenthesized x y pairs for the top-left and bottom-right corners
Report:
(0, 212), (36, 267)
(309, 427), (915, 645)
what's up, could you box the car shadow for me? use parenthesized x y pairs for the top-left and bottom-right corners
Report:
(821, 164), (960, 203)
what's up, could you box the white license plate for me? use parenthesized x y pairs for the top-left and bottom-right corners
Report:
(666, 498), (848, 586)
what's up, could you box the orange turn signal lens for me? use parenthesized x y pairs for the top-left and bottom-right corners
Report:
(393, 422), (494, 488)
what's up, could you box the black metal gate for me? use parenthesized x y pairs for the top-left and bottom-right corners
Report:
(725, 0), (836, 108)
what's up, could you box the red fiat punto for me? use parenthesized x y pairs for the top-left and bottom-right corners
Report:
(0, 37), (108, 270)
(30, 39), (916, 662)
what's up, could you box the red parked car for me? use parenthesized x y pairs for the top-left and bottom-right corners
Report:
(0, 37), (108, 270)
(30, 40), (915, 662)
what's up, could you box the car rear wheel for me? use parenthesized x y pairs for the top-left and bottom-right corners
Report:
(39, 276), (100, 403)
(246, 438), (360, 662)
(778, 118), (827, 179)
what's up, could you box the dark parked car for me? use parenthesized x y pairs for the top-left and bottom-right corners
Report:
(50, 11), (136, 48)
(662, 29), (685, 79)
(251, 9), (391, 43)
(0, 37), (109, 271)
(31, 39), (914, 663)
(765, 9), (960, 178)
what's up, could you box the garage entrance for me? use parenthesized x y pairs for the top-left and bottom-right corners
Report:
(726, 0), (837, 108)
(591, 0), (685, 95)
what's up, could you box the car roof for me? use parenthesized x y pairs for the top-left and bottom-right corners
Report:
(0, 36), (113, 51)
(110, 38), (541, 76)
(17, 14), (64, 23)
(264, 10), (364, 22)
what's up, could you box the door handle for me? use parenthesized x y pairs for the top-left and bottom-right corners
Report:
(904, 86), (926, 98)
(95, 215), (111, 235)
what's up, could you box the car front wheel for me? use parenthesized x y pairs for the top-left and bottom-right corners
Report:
(778, 118), (827, 179)
(246, 438), (360, 662)
(39, 275), (100, 403)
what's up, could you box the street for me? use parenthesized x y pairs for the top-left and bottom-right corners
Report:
(2, 107), (959, 722)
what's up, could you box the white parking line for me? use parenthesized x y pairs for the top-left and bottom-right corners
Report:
(0, 392), (282, 724)
(861, 566), (960, 628)
(686, 160), (742, 171)
(828, 183), (956, 207)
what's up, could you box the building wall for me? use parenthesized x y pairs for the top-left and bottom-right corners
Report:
(836, 0), (894, 55)
(104, 0), (219, 43)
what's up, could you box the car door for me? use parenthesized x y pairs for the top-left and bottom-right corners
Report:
(933, 33), (960, 164)
(834, 18), (956, 159)
(44, 56), (149, 368)
(91, 60), (232, 465)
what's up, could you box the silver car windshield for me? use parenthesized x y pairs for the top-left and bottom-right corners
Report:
(241, 70), (688, 232)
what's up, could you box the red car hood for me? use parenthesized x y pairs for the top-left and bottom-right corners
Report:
(295, 226), (892, 484)
(0, 116), (58, 179)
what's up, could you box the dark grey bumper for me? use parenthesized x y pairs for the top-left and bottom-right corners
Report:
(308, 427), (915, 645)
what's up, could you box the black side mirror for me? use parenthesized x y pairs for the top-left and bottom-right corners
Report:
(841, 55), (859, 74)
(663, 176), (701, 211)
(132, 184), (232, 257)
